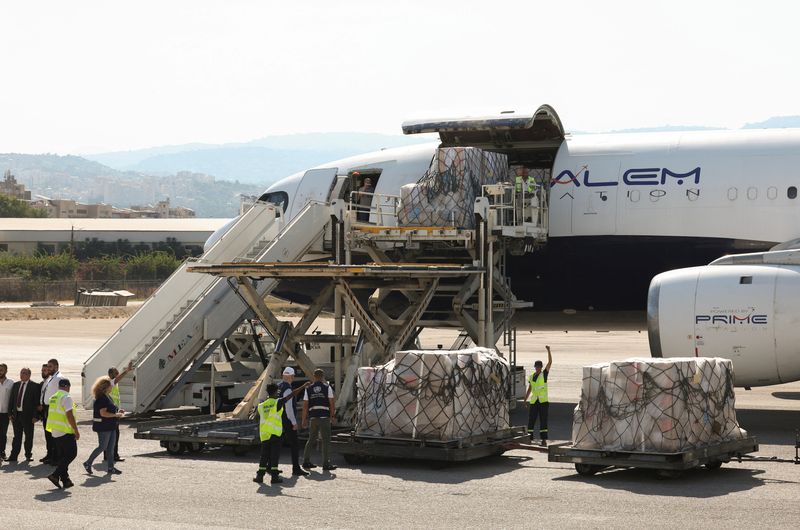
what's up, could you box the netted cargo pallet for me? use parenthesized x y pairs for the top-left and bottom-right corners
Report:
(398, 147), (508, 229)
(355, 348), (510, 441)
(572, 357), (748, 453)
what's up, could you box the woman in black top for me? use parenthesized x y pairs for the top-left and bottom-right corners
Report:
(83, 376), (123, 475)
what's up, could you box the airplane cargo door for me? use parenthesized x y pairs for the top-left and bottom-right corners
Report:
(288, 168), (338, 219)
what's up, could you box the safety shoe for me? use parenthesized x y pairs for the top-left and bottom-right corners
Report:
(83, 462), (93, 475)
(46, 474), (61, 489)
(322, 464), (338, 471)
(107, 467), (123, 475)
(540, 440), (548, 447)
(270, 474), (283, 484)
(302, 462), (316, 469)
(62, 478), (74, 489)
(292, 467), (310, 476)
(253, 474), (264, 484)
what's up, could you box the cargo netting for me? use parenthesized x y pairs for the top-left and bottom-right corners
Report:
(398, 147), (508, 229)
(572, 358), (748, 452)
(356, 348), (510, 440)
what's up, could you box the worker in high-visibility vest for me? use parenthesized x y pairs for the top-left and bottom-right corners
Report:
(524, 346), (553, 446)
(106, 361), (133, 463)
(254, 381), (310, 485)
(45, 378), (80, 489)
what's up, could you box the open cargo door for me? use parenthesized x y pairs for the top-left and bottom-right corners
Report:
(401, 105), (565, 167)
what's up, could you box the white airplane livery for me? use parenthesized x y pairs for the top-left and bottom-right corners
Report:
(223, 105), (800, 387)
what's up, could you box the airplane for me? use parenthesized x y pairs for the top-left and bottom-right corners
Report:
(207, 105), (800, 387)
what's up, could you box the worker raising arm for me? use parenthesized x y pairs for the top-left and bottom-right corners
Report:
(524, 346), (552, 447)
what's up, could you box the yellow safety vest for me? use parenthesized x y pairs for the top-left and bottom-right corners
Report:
(528, 372), (549, 404)
(110, 384), (121, 408)
(258, 398), (284, 441)
(46, 390), (76, 435)
(515, 175), (523, 192)
(526, 177), (536, 194)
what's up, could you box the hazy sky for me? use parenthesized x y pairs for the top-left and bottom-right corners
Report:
(2, 1), (799, 154)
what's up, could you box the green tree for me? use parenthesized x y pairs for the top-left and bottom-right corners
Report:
(0, 195), (47, 217)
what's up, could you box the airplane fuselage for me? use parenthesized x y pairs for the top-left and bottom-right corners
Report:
(260, 128), (800, 310)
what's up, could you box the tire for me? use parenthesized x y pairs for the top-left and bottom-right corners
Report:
(575, 463), (601, 476)
(343, 454), (367, 465)
(165, 441), (186, 455)
(188, 442), (206, 453)
(705, 460), (723, 470)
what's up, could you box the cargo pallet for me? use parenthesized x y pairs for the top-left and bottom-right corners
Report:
(331, 426), (529, 465)
(548, 436), (759, 477)
(134, 415), (259, 455)
(134, 415), (352, 456)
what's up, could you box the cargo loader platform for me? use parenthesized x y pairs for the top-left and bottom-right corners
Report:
(548, 436), (759, 477)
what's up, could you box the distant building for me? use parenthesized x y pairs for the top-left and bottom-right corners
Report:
(30, 198), (114, 219)
(129, 198), (196, 219)
(0, 170), (32, 201)
(29, 196), (193, 219)
(0, 217), (230, 255)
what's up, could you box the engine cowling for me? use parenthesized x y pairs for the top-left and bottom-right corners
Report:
(648, 264), (800, 387)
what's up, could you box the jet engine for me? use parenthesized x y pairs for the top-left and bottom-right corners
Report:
(647, 250), (800, 387)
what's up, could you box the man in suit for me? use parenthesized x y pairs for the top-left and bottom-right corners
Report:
(8, 368), (40, 462)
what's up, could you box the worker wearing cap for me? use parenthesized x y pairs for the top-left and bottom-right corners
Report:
(254, 381), (309, 485)
(277, 367), (308, 477)
(45, 378), (79, 489)
(524, 346), (552, 446)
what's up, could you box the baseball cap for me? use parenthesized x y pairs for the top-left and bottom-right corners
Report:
(59, 378), (71, 388)
(282, 367), (295, 376)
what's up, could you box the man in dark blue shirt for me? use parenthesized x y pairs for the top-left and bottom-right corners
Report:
(301, 369), (337, 471)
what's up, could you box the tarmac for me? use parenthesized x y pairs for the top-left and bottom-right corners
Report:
(0, 317), (798, 529)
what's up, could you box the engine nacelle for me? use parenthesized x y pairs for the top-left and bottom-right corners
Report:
(648, 264), (800, 387)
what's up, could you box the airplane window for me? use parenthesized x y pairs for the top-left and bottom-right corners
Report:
(739, 276), (752, 285)
(789, 187), (798, 199)
(259, 191), (289, 211)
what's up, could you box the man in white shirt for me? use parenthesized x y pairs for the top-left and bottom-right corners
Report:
(0, 363), (14, 460)
(39, 358), (62, 464)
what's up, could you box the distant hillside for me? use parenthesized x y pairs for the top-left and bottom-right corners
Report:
(742, 116), (800, 129)
(86, 132), (434, 184)
(0, 153), (261, 217)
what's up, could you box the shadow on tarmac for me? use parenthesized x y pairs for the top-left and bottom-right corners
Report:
(1, 460), (56, 479)
(771, 391), (800, 400)
(34, 490), (72, 502)
(552, 466), (798, 497)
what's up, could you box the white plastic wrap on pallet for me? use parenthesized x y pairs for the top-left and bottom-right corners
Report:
(398, 147), (508, 229)
(572, 357), (747, 452)
(356, 347), (510, 440)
